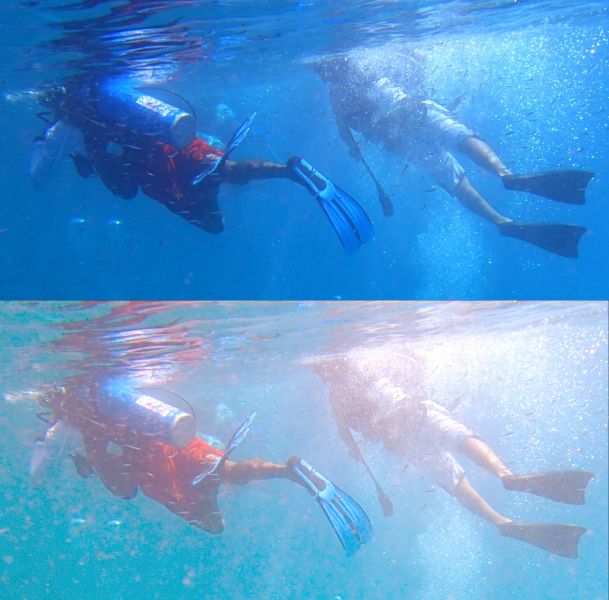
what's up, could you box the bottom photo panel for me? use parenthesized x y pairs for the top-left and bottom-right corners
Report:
(1, 301), (607, 599)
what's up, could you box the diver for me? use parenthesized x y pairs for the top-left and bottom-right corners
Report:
(311, 355), (593, 559)
(31, 77), (373, 254)
(30, 380), (372, 556)
(315, 52), (593, 258)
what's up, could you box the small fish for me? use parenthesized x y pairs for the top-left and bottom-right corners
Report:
(107, 519), (123, 528)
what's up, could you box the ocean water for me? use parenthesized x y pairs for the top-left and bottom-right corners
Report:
(0, 300), (607, 599)
(0, 1), (608, 299)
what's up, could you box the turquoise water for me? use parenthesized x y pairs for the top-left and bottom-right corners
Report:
(0, 1), (608, 299)
(0, 1), (608, 597)
(0, 301), (607, 598)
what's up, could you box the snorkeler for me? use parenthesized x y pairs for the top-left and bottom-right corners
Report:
(30, 379), (372, 556)
(31, 77), (373, 254)
(310, 355), (593, 559)
(315, 51), (593, 258)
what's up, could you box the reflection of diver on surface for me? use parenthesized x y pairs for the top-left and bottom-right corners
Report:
(30, 76), (373, 254)
(30, 379), (372, 555)
(311, 356), (593, 558)
(315, 51), (593, 258)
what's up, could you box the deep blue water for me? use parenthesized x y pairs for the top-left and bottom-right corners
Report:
(1, 2), (608, 598)
(0, 1), (608, 299)
(0, 301), (607, 599)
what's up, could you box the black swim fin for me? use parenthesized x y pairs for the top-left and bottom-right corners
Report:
(502, 170), (594, 204)
(289, 157), (374, 254)
(498, 221), (586, 258)
(502, 470), (594, 505)
(497, 522), (587, 559)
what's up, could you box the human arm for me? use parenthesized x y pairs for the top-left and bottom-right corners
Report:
(30, 120), (85, 188)
(219, 458), (294, 484)
(219, 158), (290, 184)
(334, 412), (363, 463)
(329, 391), (363, 463)
(335, 116), (363, 162)
(329, 90), (363, 162)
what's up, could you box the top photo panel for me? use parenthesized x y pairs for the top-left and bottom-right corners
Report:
(2, 0), (607, 300)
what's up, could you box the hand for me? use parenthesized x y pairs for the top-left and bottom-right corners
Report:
(349, 145), (363, 162)
(70, 153), (95, 178)
(69, 452), (95, 478)
(348, 444), (363, 463)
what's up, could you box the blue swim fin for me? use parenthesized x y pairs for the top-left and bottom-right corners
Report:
(289, 457), (373, 556)
(289, 157), (374, 254)
(224, 411), (257, 456)
(225, 112), (257, 157)
(192, 157), (222, 186)
(192, 412), (256, 487)
(193, 113), (257, 186)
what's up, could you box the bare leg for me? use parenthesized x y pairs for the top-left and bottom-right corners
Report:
(220, 458), (296, 485)
(454, 475), (590, 559)
(454, 475), (511, 525)
(455, 176), (511, 225)
(458, 436), (513, 479)
(458, 137), (512, 178)
(220, 159), (291, 184)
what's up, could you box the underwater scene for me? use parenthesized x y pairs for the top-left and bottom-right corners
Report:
(0, 300), (607, 599)
(0, 1), (608, 299)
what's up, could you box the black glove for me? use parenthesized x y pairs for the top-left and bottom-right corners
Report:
(70, 153), (96, 178)
(69, 452), (95, 478)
